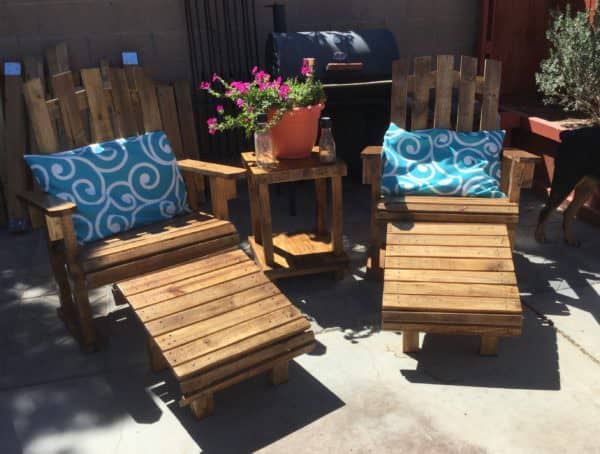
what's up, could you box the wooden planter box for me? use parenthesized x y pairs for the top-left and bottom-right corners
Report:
(501, 106), (600, 226)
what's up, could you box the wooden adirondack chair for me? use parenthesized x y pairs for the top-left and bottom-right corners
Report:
(362, 56), (540, 354)
(19, 66), (245, 351)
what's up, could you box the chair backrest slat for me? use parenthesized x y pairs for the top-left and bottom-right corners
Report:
(479, 59), (502, 130)
(23, 78), (60, 154)
(174, 80), (201, 160)
(390, 55), (502, 132)
(411, 56), (433, 130)
(51, 72), (89, 148)
(433, 55), (454, 129)
(456, 56), (478, 132)
(390, 58), (409, 129)
(81, 68), (114, 142)
(108, 67), (139, 138)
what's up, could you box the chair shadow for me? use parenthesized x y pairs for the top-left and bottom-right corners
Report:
(400, 309), (560, 390)
(153, 356), (344, 453)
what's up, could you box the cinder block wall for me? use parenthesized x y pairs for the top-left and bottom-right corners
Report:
(0, 0), (479, 81)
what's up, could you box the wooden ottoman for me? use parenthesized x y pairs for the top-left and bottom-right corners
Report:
(114, 247), (316, 419)
(381, 222), (522, 355)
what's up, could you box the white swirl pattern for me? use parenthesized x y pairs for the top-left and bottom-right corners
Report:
(25, 131), (189, 244)
(381, 124), (506, 198)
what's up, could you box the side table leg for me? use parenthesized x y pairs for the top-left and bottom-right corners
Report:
(247, 174), (262, 243)
(258, 183), (275, 265)
(331, 176), (344, 256)
(315, 179), (328, 236)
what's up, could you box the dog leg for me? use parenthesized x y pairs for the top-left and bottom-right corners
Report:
(563, 176), (598, 247)
(535, 203), (558, 243)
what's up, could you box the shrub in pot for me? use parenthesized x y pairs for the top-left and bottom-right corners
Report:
(201, 59), (325, 159)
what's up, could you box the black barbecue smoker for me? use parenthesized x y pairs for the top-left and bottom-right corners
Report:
(266, 29), (400, 178)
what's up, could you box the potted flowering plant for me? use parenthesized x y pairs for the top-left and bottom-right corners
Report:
(201, 58), (326, 159)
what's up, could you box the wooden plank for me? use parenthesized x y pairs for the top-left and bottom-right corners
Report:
(385, 245), (513, 259)
(136, 272), (270, 322)
(108, 67), (138, 137)
(387, 234), (510, 247)
(3, 72), (28, 223)
(0, 86), (6, 226)
(375, 210), (518, 224)
(387, 221), (507, 236)
(81, 68), (113, 142)
(156, 85), (184, 159)
(84, 220), (237, 272)
(172, 317), (310, 378)
(382, 311), (521, 327)
(22, 79), (59, 153)
(179, 340), (314, 402)
(456, 56), (478, 132)
(385, 269), (516, 285)
(433, 55), (454, 128)
(155, 294), (292, 350)
(145, 282), (281, 336)
(118, 247), (248, 295)
(164, 306), (305, 367)
(390, 58), (409, 128)
(384, 256), (514, 271)
(45, 43), (70, 78)
(383, 281), (519, 298)
(411, 56), (432, 130)
(384, 196), (516, 206)
(128, 262), (261, 308)
(173, 81), (200, 160)
(51, 72), (88, 148)
(382, 294), (521, 314)
(130, 67), (162, 132)
(179, 332), (314, 394)
(380, 201), (518, 215)
(177, 159), (246, 179)
(382, 322), (521, 337)
(480, 59), (502, 130)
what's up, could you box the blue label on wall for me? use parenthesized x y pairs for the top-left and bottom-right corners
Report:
(4, 62), (22, 76)
(121, 52), (139, 66)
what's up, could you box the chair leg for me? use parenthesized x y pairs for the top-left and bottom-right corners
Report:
(368, 220), (384, 279)
(47, 243), (78, 331)
(480, 335), (499, 356)
(72, 276), (97, 352)
(268, 361), (289, 385)
(190, 393), (215, 420)
(402, 331), (420, 353)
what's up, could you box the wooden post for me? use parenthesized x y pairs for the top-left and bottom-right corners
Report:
(258, 183), (274, 265)
(268, 361), (289, 385)
(189, 394), (215, 420)
(480, 335), (499, 356)
(331, 176), (343, 256)
(402, 331), (420, 353)
(315, 178), (327, 236)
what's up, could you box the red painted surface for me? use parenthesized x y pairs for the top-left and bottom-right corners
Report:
(478, 0), (594, 96)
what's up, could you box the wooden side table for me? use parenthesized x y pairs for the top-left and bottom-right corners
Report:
(241, 150), (349, 280)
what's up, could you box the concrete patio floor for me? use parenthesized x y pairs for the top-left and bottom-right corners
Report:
(1, 183), (599, 454)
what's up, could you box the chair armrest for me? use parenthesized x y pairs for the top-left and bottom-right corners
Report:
(18, 191), (77, 216)
(361, 146), (382, 159)
(178, 159), (246, 179)
(361, 146), (382, 187)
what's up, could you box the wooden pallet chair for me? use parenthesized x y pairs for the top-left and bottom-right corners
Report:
(19, 66), (245, 351)
(361, 55), (540, 355)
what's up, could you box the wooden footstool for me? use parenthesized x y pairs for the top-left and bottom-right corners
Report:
(381, 222), (522, 355)
(114, 248), (316, 419)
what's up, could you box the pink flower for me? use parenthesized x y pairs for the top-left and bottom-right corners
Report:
(301, 58), (312, 76)
(231, 81), (250, 94)
(199, 81), (211, 90)
(216, 104), (224, 113)
(212, 72), (218, 82)
(207, 117), (218, 135)
(254, 70), (270, 83)
(257, 82), (267, 91)
(236, 98), (245, 108)
(279, 84), (291, 98)
(251, 66), (258, 75)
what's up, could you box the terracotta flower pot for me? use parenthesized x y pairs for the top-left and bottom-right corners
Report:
(269, 103), (324, 159)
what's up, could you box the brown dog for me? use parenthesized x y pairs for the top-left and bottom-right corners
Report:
(535, 127), (600, 247)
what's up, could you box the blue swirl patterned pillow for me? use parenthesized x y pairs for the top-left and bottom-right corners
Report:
(381, 124), (506, 198)
(25, 131), (190, 244)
